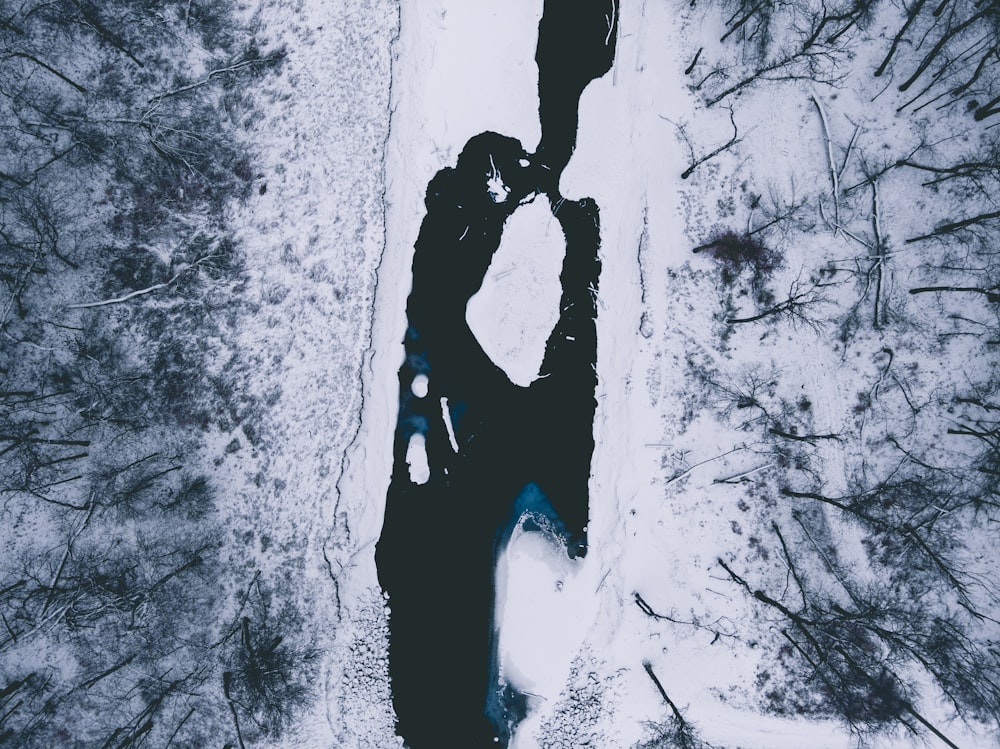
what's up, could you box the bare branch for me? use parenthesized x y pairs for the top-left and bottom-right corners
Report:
(680, 107), (751, 180)
(905, 210), (1000, 243)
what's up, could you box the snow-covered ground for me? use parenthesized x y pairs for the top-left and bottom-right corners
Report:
(226, 1), (999, 746)
(208, 1), (398, 746)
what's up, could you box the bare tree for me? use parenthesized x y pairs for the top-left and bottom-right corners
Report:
(726, 276), (831, 328)
(717, 552), (976, 746)
(640, 662), (715, 749)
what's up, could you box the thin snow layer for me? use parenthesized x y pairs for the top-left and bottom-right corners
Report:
(225, 0), (395, 560)
(216, 0), (398, 746)
(467, 196), (565, 387)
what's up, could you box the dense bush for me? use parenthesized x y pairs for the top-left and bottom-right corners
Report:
(694, 229), (781, 284)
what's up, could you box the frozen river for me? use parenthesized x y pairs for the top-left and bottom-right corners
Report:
(375, 2), (617, 746)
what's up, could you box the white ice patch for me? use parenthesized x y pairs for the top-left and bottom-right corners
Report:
(440, 397), (459, 453)
(494, 522), (590, 702)
(466, 198), (565, 387)
(411, 373), (429, 398)
(486, 154), (511, 203)
(405, 433), (429, 485)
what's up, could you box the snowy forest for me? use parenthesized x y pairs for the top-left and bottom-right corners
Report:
(1, 0), (998, 748)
